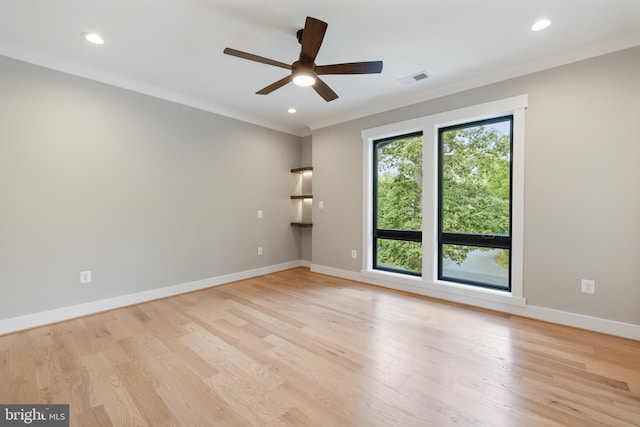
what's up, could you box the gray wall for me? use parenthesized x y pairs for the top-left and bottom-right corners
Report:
(312, 46), (640, 325)
(0, 56), (301, 320)
(298, 135), (313, 262)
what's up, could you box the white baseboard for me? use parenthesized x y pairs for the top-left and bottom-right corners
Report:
(311, 264), (363, 282)
(521, 305), (640, 341)
(310, 264), (640, 341)
(0, 260), (303, 336)
(5, 261), (637, 341)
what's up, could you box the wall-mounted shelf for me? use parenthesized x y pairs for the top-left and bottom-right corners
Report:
(291, 167), (313, 228)
(291, 166), (313, 174)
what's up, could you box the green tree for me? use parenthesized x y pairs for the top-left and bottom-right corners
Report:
(376, 136), (422, 272)
(375, 122), (510, 272)
(441, 124), (510, 264)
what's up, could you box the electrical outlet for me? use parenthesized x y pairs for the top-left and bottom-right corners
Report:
(258, 247), (263, 256)
(351, 250), (357, 259)
(257, 210), (263, 219)
(80, 271), (92, 284)
(581, 279), (595, 294)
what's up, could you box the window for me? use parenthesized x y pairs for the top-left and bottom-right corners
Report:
(438, 116), (513, 290)
(373, 132), (423, 276)
(363, 95), (526, 304)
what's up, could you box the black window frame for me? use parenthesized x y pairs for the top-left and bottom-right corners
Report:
(437, 116), (513, 291)
(373, 131), (423, 277)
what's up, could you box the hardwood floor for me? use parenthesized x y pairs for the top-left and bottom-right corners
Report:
(1, 267), (639, 426)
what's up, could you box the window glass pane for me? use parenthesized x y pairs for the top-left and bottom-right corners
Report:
(376, 239), (422, 274)
(376, 135), (422, 231)
(441, 120), (510, 235)
(441, 245), (509, 289)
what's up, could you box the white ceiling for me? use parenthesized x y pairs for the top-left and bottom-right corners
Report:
(1, 0), (639, 135)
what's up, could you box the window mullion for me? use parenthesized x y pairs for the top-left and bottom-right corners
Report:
(440, 232), (510, 249)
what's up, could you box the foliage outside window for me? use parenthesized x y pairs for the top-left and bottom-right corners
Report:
(438, 116), (512, 290)
(364, 95), (526, 300)
(373, 133), (423, 275)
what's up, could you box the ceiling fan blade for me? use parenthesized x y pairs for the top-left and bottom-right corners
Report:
(299, 17), (328, 66)
(313, 77), (338, 102)
(315, 61), (383, 75)
(256, 75), (293, 95)
(223, 48), (291, 70)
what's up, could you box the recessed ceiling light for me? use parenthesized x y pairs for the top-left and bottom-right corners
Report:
(82, 32), (104, 45)
(288, 108), (297, 114)
(531, 18), (552, 32)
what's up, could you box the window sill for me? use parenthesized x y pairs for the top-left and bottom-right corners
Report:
(362, 268), (424, 284)
(361, 269), (526, 308)
(431, 279), (525, 307)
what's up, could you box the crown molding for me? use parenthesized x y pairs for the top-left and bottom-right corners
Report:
(2, 30), (638, 137)
(0, 40), (302, 136)
(306, 31), (640, 131)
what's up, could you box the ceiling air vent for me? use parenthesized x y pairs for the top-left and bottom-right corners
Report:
(398, 71), (429, 85)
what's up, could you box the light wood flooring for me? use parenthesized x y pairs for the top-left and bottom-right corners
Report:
(1, 267), (639, 426)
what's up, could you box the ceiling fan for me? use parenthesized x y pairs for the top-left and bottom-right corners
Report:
(223, 16), (383, 102)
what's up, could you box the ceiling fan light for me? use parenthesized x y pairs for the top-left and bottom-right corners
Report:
(293, 73), (316, 87)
